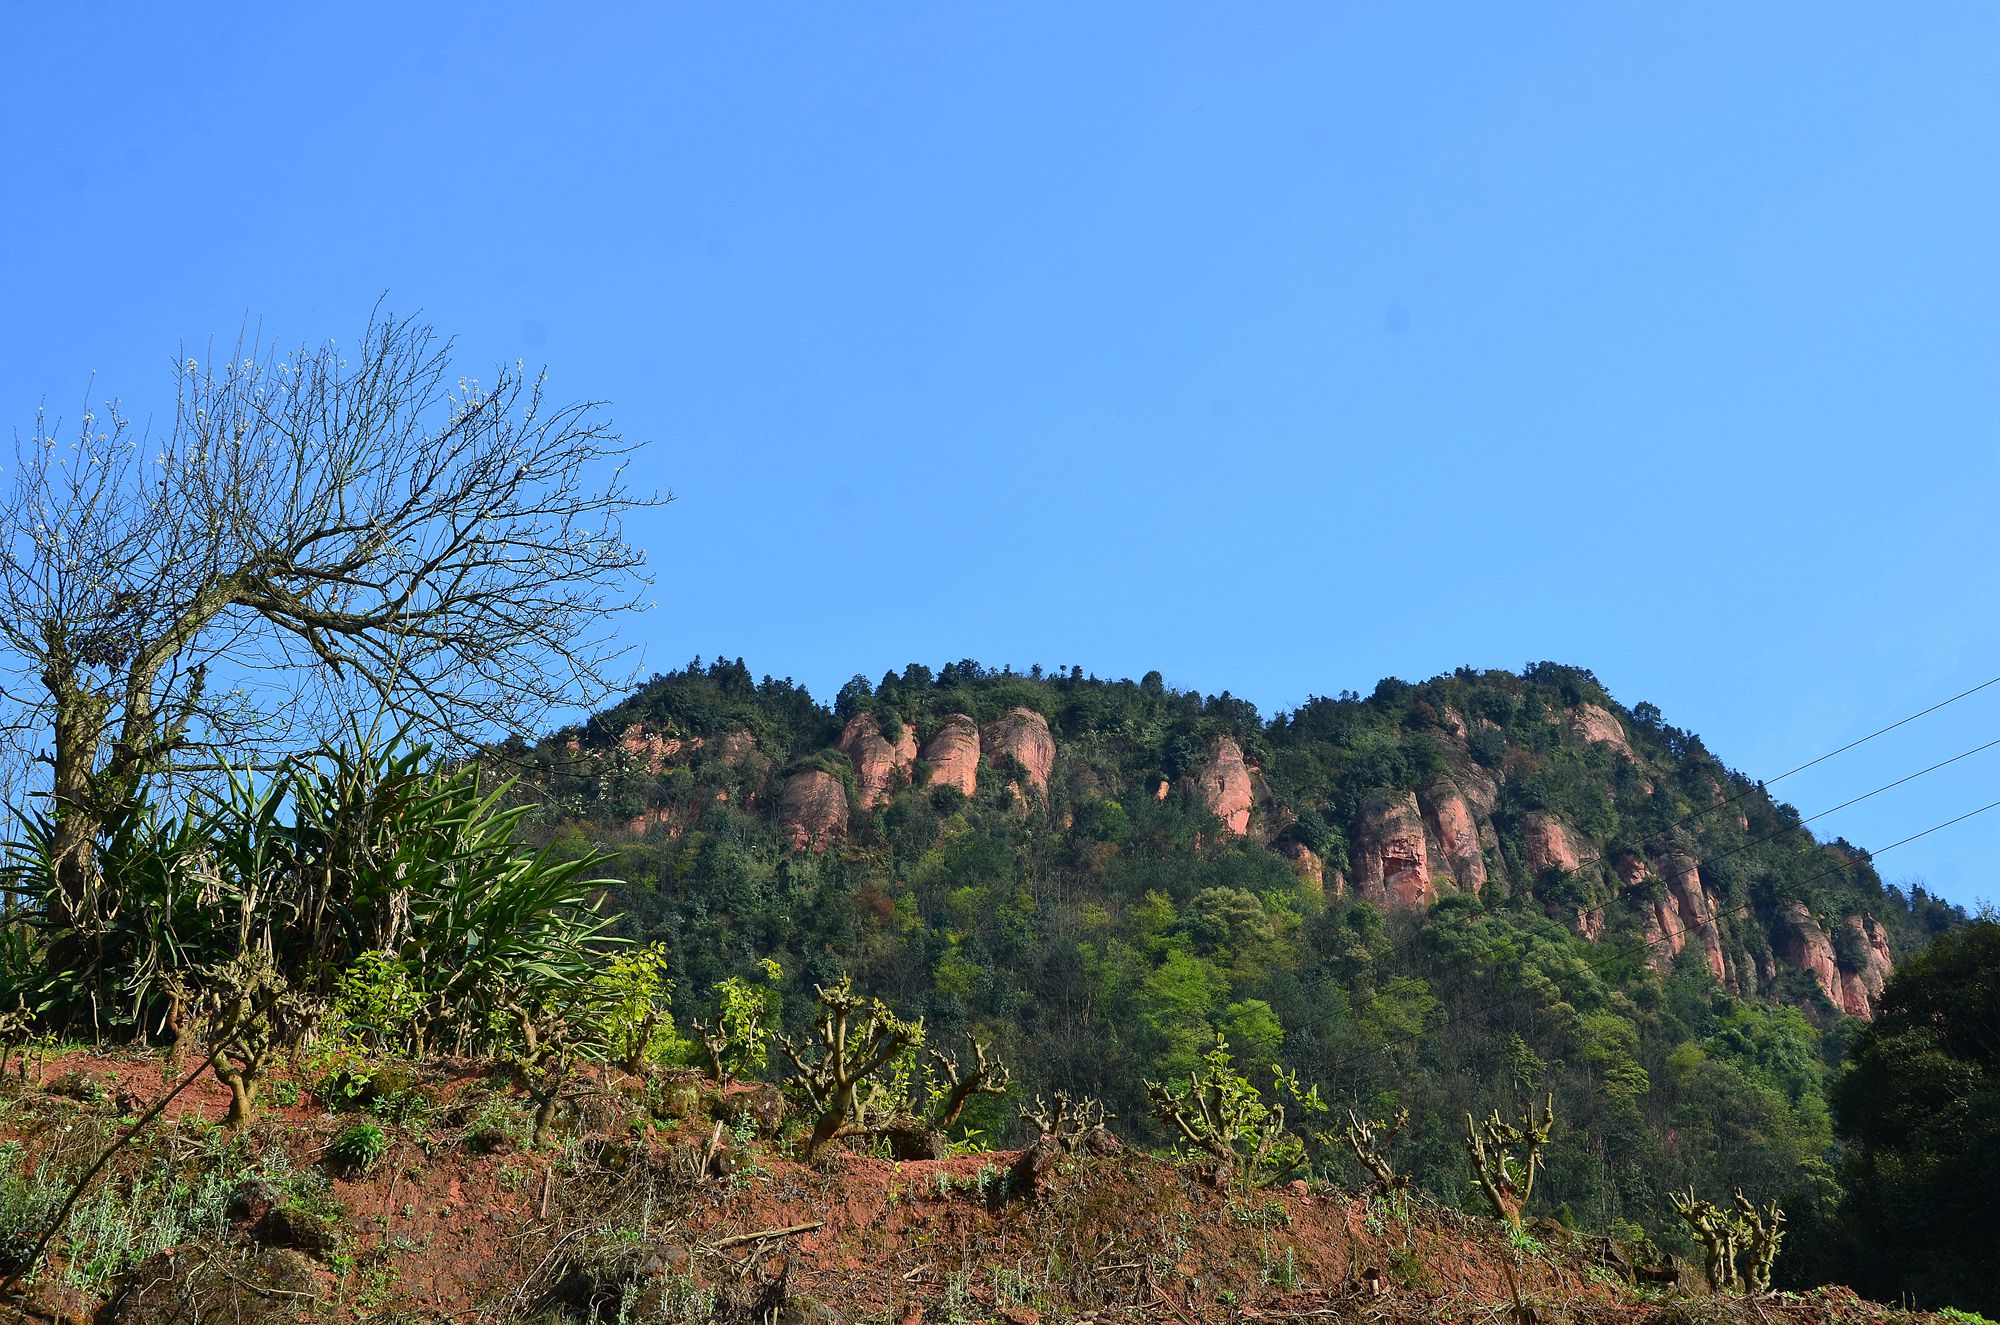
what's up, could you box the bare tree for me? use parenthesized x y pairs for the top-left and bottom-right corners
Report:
(0, 308), (658, 972)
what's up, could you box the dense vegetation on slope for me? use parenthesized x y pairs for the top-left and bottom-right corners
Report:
(1826, 919), (2000, 1316)
(501, 659), (1964, 1268)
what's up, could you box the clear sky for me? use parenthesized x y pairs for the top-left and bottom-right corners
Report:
(3, 5), (1996, 908)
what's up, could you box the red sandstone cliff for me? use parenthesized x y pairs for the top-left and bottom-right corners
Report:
(983, 708), (1056, 800)
(1191, 736), (1255, 836)
(1354, 792), (1436, 910)
(920, 715), (982, 797)
(838, 713), (918, 809)
(778, 769), (848, 852)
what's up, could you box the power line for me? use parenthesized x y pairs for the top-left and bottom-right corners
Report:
(1756, 674), (2000, 790)
(1610, 672), (2000, 859)
(1342, 679), (2000, 1006)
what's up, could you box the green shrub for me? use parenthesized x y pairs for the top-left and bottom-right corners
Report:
(330, 1121), (389, 1173)
(1145, 1034), (1324, 1189)
(593, 941), (689, 1074)
(695, 959), (782, 1085)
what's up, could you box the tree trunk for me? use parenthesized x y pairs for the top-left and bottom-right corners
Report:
(532, 1090), (560, 1148)
(217, 1065), (256, 1129)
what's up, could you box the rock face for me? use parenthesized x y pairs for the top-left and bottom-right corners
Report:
(1520, 813), (1582, 875)
(1569, 703), (1634, 759)
(1778, 905), (1893, 1019)
(618, 724), (692, 772)
(718, 729), (758, 768)
(1622, 852), (1728, 986)
(837, 714), (917, 809)
(1778, 902), (1842, 1008)
(1839, 915), (1893, 1019)
(1191, 736), (1254, 835)
(1275, 839), (1325, 893)
(1616, 854), (1671, 957)
(1354, 792), (1436, 910)
(626, 806), (676, 838)
(920, 715), (982, 797)
(983, 708), (1056, 798)
(778, 770), (848, 851)
(1661, 855), (1731, 989)
(1420, 783), (1487, 891)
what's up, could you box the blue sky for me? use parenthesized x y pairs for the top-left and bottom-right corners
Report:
(3, 4), (1996, 908)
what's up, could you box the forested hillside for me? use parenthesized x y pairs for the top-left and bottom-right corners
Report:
(500, 658), (1964, 1267)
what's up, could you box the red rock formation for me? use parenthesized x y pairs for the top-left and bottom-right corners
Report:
(837, 713), (917, 809)
(718, 729), (758, 767)
(1520, 813), (1582, 875)
(1778, 902), (1842, 1008)
(1191, 736), (1254, 836)
(1619, 855), (1681, 970)
(625, 806), (677, 838)
(1275, 840), (1325, 893)
(920, 715), (981, 797)
(1838, 915), (1893, 1019)
(1354, 792), (1436, 910)
(1420, 783), (1487, 891)
(1661, 855), (1731, 987)
(778, 769), (848, 852)
(1568, 703), (1633, 759)
(1777, 906), (1892, 1019)
(618, 724), (693, 772)
(983, 708), (1056, 799)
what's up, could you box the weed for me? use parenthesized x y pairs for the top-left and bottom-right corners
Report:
(1261, 1242), (1300, 1291)
(1386, 1246), (1435, 1292)
(939, 1267), (976, 1322)
(1229, 1197), (1290, 1229)
(466, 1094), (533, 1153)
(992, 1258), (1050, 1307)
(331, 1121), (390, 1172)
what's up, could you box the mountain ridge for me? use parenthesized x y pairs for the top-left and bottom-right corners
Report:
(499, 656), (1966, 1266)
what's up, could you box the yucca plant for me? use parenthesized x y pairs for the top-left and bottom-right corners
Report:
(0, 727), (619, 1063)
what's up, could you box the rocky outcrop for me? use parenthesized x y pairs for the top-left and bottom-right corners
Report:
(1618, 854), (1681, 969)
(920, 716), (981, 797)
(1520, 813), (1583, 875)
(1420, 783), (1486, 892)
(1777, 906), (1893, 1019)
(837, 714), (917, 809)
(1354, 792), (1436, 910)
(1778, 902), (1842, 1009)
(1839, 915), (1893, 1018)
(625, 805), (677, 838)
(1275, 840), (1325, 895)
(1568, 703), (1634, 759)
(618, 724), (694, 772)
(718, 729), (758, 768)
(778, 770), (848, 852)
(1191, 737), (1254, 836)
(983, 708), (1056, 798)
(1661, 855), (1731, 988)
